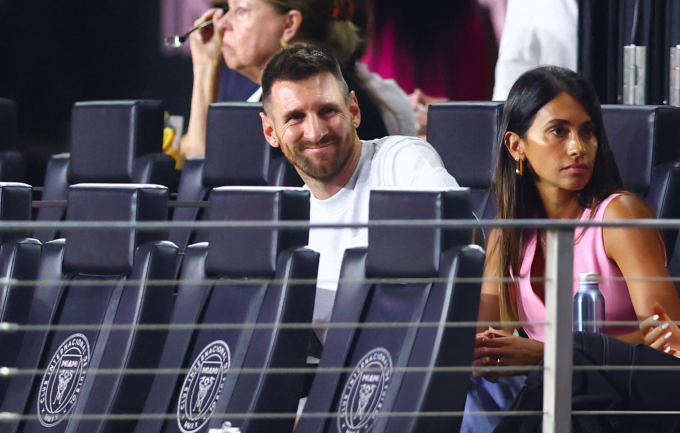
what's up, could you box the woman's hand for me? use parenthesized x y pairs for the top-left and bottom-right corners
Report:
(189, 8), (226, 69)
(182, 8), (226, 161)
(640, 303), (680, 358)
(472, 327), (544, 380)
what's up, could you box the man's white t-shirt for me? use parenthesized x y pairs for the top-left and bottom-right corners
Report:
(307, 136), (460, 338)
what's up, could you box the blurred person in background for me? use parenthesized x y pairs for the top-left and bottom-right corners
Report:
(491, 0), (577, 101)
(219, 0), (417, 138)
(409, 0), (577, 138)
(181, 0), (416, 164)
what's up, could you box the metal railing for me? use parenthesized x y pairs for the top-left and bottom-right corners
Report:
(0, 216), (679, 432)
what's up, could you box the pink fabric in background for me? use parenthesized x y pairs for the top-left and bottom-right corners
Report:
(160, 0), (211, 56)
(363, 20), (417, 95)
(363, 0), (499, 100)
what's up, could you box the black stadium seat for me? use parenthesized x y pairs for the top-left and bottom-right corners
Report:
(0, 183), (42, 402)
(0, 184), (178, 433)
(0, 98), (26, 182)
(601, 105), (680, 261)
(133, 187), (318, 433)
(427, 102), (504, 221)
(34, 101), (176, 243)
(169, 103), (301, 259)
(296, 188), (484, 433)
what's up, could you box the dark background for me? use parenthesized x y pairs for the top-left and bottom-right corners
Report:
(0, 0), (194, 187)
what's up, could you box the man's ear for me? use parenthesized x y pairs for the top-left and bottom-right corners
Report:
(260, 112), (280, 148)
(281, 10), (303, 44)
(348, 91), (361, 129)
(504, 131), (524, 161)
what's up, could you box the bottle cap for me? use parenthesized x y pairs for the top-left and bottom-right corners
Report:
(578, 272), (599, 284)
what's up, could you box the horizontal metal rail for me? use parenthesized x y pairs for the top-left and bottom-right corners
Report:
(0, 218), (679, 231)
(32, 200), (209, 209)
(0, 365), (542, 377)
(0, 410), (545, 423)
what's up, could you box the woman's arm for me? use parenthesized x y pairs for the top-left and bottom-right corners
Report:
(472, 229), (544, 380)
(477, 228), (502, 333)
(180, 8), (225, 163)
(603, 194), (680, 342)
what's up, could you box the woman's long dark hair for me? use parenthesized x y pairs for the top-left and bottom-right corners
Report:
(492, 66), (624, 324)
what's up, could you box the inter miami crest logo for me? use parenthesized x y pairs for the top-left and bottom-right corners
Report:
(177, 340), (231, 433)
(37, 333), (90, 427)
(338, 347), (393, 433)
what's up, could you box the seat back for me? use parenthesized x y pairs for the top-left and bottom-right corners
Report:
(203, 103), (275, 188)
(134, 186), (317, 433)
(68, 101), (164, 183)
(36, 101), (176, 242)
(0, 183), (42, 401)
(427, 102), (503, 220)
(297, 188), (484, 433)
(602, 105), (680, 192)
(1, 184), (178, 433)
(0, 183), (40, 320)
(169, 103), (302, 256)
(602, 105), (680, 256)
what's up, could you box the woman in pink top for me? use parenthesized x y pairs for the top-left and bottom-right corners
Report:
(473, 66), (680, 380)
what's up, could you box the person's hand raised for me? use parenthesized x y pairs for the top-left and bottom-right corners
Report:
(190, 8), (225, 69)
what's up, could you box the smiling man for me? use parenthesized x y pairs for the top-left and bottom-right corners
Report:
(260, 46), (459, 343)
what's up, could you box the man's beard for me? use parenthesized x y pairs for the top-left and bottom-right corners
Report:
(279, 131), (355, 182)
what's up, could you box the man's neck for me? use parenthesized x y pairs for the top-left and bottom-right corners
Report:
(303, 138), (363, 200)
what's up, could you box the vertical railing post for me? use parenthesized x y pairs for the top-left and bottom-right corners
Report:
(543, 229), (574, 433)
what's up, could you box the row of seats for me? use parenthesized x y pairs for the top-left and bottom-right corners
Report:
(3, 97), (676, 431)
(16, 100), (301, 255)
(6, 97), (680, 253)
(7, 98), (679, 247)
(0, 182), (482, 433)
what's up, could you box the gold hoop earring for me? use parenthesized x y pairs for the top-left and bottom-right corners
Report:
(515, 157), (524, 176)
(280, 40), (288, 49)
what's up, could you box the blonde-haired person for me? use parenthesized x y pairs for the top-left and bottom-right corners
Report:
(181, 0), (415, 164)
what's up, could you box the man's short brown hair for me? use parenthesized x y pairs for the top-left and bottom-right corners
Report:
(261, 45), (349, 113)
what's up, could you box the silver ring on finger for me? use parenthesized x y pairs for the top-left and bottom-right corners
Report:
(496, 358), (500, 366)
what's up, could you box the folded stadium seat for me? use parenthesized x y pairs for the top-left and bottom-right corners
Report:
(169, 103), (302, 259)
(130, 186), (318, 433)
(0, 183), (42, 401)
(0, 98), (26, 182)
(601, 105), (680, 265)
(34, 101), (176, 243)
(296, 188), (485, 433)
(427, 102), (504, 222)
(0, 184), (178, 433)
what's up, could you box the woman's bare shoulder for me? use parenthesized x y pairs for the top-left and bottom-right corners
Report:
(603, 192), (654, 220)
